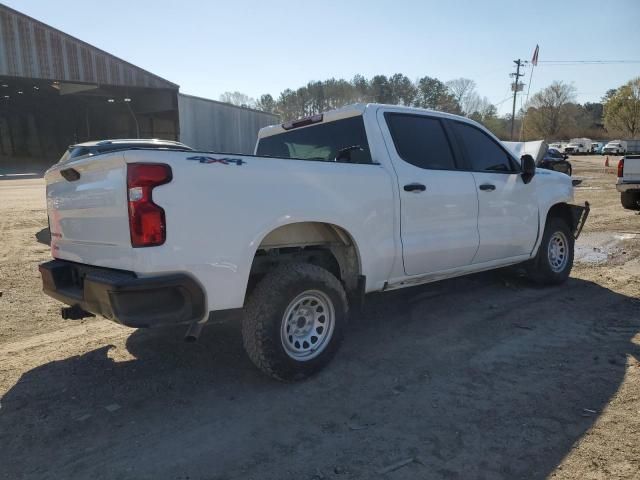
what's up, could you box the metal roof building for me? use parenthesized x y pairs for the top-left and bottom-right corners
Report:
(0, 4), (278, 167)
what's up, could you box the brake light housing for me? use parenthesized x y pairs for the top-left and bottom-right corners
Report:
(127, 163), (172, 247)
(617, 157), (624, 178)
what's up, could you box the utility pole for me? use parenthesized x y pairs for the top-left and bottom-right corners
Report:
(510, 59), (525, 140)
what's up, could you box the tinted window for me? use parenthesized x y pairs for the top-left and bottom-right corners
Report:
(256, 116), (372, 164)
(453, 122), (515, 172)
(384, 113), (456, 170)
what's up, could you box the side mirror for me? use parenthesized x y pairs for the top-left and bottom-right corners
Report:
(563, 154), (569, 160)
(521, 154), (536, 184)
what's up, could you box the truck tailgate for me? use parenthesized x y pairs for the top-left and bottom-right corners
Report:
(45, 152), (134, 269)
(623, 155), (640, 182)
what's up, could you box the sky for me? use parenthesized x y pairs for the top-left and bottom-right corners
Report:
(5, 0), (640, 114)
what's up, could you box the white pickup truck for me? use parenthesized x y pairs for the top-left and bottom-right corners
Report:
(603, 140), (627, 155)
(617, 154), (640, 209)
(563, 138), (592, 155)
(40, 104), (589, 381)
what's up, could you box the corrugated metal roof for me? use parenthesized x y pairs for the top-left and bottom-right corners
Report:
(0, 4), (178, 89)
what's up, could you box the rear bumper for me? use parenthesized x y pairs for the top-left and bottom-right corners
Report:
(39, 259), (205, 328)
(616, 182), (640, 192)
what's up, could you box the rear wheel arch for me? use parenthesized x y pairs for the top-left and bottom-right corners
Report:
(247, 222), (362, 297)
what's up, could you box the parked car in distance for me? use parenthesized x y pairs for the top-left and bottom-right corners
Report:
(617, 154), (640, 210)
(603, 140), (627, 155)
(564, 138), (592, 155)
(549, 142), (566, 152)
(539, 148), (572, 176)
(590, 142), (604, 154)
(58, 139), (193, 164)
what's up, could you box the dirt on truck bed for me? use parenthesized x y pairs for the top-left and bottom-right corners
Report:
(1, 156), (639, 480)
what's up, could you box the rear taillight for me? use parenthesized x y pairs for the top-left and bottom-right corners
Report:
(127, 163), (172, 247)
(617, 158), (624, 178)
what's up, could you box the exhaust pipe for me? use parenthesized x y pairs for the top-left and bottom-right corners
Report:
(184, 321), (205, 342)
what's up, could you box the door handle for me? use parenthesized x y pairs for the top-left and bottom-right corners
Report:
(479, 184), (496, 191)
(404, 183), (426, 193)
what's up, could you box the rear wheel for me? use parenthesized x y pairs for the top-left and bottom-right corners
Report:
(242, 263), (348, 381)
(527, 217), (574, 285)
(621, 191), (640, 210)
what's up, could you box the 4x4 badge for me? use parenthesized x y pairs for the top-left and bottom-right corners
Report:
(186, 156), (246, 166)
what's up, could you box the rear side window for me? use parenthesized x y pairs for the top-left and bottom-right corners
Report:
(256, 116), (372, 164)
(453, 122), (515, 172)
(384, 113), (456, 170)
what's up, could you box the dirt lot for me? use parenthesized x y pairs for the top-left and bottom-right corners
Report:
(1, 157), (639, 480)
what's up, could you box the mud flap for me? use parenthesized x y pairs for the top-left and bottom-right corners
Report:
(570, 201), (590, 239)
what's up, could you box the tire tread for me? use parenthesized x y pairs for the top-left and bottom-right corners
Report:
(242, 263), (347, 381)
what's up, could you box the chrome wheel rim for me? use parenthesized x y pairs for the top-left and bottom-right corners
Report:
(548, 231), (569, 273)
(280, 290), (335, 361)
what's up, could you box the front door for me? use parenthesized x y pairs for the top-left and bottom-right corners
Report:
(449, 120), (538, 263)
(380, 111), (480, 276)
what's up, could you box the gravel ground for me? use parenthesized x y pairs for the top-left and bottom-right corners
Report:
(0, 156), (638, 480)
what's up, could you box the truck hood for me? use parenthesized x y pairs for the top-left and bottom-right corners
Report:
(502, 140), (547, 164)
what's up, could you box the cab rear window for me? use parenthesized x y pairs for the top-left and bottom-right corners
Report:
(256, 116), (372, 164)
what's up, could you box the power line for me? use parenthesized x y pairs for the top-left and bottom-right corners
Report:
(493, 94), (514, 107)
(538, 60), (640, 65)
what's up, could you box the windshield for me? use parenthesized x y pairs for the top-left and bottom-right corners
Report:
(256, 116), (372, 163)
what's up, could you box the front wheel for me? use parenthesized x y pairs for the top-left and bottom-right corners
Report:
(527, 217), (574, 285)
(242, 263), (348, 381)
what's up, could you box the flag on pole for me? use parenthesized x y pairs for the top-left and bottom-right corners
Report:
(531, 44), (539, 66)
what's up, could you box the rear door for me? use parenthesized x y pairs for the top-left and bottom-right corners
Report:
(449, 120), (538, 264)
(379, 111), (479, 276)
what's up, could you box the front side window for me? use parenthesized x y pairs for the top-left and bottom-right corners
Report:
(453, 122), (515, 172)
(384, 113), (456, 170)
(256, 116), (372, 164)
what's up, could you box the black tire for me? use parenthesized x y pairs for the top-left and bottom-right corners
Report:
(242, 263), (348, 381)
(621, 191), (640, 210)
(567, 165), (572, 177)
(527, 217), (574, 285)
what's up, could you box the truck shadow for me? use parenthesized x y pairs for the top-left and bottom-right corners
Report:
(1, 273), (638, 480)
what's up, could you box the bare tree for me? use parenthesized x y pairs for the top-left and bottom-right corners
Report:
(525, 81), (577, 138)
(446, 78), (478, 115)
(219, 91), (256, 108)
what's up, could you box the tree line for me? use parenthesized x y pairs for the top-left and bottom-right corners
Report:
(220, 74), (640, 141)
(523, 78), (640, 140)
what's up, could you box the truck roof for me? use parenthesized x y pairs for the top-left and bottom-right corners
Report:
(258, 103), (471, 139)
(69, 139), (189, 148)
